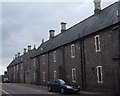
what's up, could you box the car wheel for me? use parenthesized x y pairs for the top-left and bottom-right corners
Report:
(48, 86), (52, 92)
(61, 88), (65, 94)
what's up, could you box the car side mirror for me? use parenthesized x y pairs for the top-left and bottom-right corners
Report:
(55, 82), (60, 85)
(55, 81), (58, 84)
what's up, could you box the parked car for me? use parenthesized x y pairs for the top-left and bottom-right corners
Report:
(47, 79), (80, 94)
(3, 77), (10, 83)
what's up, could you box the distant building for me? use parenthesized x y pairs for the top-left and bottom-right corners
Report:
(7, 0), (120, 95)
(7, 45), (36, 83)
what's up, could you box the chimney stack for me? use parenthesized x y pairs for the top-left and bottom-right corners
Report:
(34, 44), (36, 49)
(28, 45), (31, 51)
(93, 0), (101, 14)
(15, 54), (18, 59)
(42, 39), (44, 43)
(61, 22), (67, 32)
(49, 30), (55, 39)
(18, 52), (20, 57)
(24, 48), (27, 54)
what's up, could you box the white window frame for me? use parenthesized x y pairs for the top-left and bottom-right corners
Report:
(71, 44), (75, 58)
(33, 72), (36, 82)
(117, 11), (118, 16)
(17, 65), (18, 71)
(54, 70), (57, 79)
(43, 72), (45, 82)
(53, 51), (56, 62)
(97, 66), (103, 83)
(94, 35), (101, 52)
(14, 66), (16, 72)
(41, 48), (43, 51)
(72, 68), (76, 82)
(43, 55), (45, 64)
(14, 73), (15, 80)
(33, 58), (36, 67)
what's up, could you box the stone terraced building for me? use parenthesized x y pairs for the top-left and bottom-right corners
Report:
(7, 0), (120, 95)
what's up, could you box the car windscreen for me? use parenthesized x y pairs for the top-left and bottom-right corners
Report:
(59, 79), (65, 85)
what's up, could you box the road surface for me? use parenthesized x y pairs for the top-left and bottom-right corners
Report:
(2, 83), (115, 96)
(2, 83), (59, 96)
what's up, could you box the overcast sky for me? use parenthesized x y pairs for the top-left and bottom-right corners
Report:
(1, 0), (117, 75)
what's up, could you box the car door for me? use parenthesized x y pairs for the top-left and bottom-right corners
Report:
(54, 79), (60, 92)
(50, 80), (58, 91)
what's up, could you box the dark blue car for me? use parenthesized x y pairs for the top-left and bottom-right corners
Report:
(47, 79), (80, 94)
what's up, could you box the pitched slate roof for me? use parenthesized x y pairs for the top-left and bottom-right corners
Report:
(36, 2), (119, 56)
(7, 49), (36, 68)
(7, 56), (22, 68)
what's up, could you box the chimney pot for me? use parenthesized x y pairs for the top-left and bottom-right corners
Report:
(93, 0), (101, 14)
(28, 45), (31, 51)
(24, 48), (27, 54)
(49, 30), (55, 39)
(42, 39), (44, 43)
(15, 54), (18, 59)
(18, 52), (20, 57)
(34, 44), (36, 49)
(61, 22), (67, 32)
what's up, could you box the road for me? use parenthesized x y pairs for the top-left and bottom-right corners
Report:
(2, 83), (60, 96)
(2, 83), (115, 96)
(2, 83), (81, 96)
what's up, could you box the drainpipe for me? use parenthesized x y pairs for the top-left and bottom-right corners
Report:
(79, 34), (86, 91)
(118, 1), (120, 95)
(62, 47), (66, 81)
(39, 56), (41, 85)
(59, 47), (66, 81)
(37, 56), (40, 85)
(23, 63), (25, 83)
(118, 27), (120, 95)
(48, 53), (50, 81)
(112, 25), (120, 95)
(118, 9), (120, 94)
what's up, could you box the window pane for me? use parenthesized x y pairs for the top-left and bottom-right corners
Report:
(97, 66), (103, 83)
(54, 70), (57, 79)
(53, 51), (56, 62)
(43, 55), (45, 64)
(43, 72), (45, 82)
(72, 68), (76, 82)
(71, 44), (75, 58)
(94, 35), (101, 52)
(98, 67), (102, 81)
